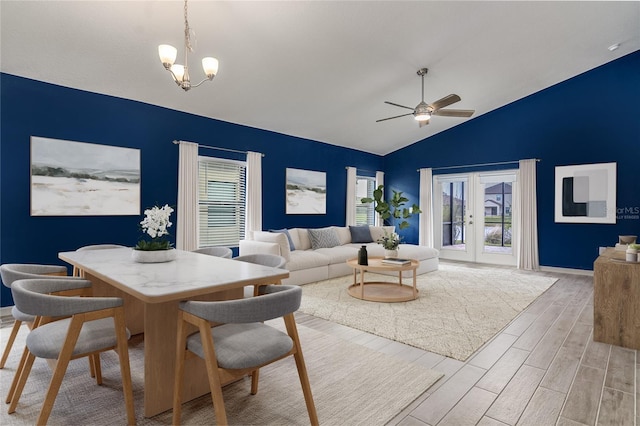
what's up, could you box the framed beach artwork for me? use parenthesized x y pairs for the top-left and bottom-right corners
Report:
(554, 162), (616, 224)
(286, 168), (326, 214)
(30, 136), (141, 216)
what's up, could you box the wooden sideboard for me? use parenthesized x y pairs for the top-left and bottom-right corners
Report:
(593, 248), (640, 350)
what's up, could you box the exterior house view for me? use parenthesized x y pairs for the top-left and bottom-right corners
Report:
(1, 1), (639, 425)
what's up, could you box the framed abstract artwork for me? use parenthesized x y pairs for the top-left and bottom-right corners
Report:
(554, 162), (616, 224)
(285, 168), (326, 214)
(30, 136), (141, 216)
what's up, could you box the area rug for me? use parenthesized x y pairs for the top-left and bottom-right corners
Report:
(299, 262), (558, 361)
(0, 321), (442, 426)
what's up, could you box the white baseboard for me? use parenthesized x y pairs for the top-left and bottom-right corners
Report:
(539, 265), (594, 277)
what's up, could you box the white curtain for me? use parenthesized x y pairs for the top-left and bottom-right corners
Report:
(375, 171), (384, 226)
(517, 159), (539, 270)
(345, 167), (357, 226)
(176, 141), (198, 251)
(245, 151), (263, 237)
(419, 168), (434, 247)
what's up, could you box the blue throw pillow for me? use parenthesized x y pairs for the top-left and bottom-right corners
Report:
(349, 225), (373, 243)
(269, 229), (295, 251)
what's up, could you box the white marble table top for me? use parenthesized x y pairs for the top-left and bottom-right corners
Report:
(59, 248), (289, 303)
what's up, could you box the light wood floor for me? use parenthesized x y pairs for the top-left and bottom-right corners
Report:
(1, 264), (636, 425)
(295, 265), (638, 426)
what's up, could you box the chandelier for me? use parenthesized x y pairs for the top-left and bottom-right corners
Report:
(158, 0), (219, 91)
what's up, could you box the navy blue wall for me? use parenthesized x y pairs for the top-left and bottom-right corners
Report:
(2, 52), (639, 306)
(385, 51), (640, 270)
(0, 74), (382, 306)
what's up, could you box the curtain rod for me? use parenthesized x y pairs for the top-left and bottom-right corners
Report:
(173, 140), (264, 157)
(417, 158), (540, 172)
(345, 166), (378, 174)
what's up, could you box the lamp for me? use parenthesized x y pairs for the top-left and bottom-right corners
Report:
(158, 0), (219, 91)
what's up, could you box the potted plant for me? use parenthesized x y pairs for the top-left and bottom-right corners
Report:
(132, 204), (176, 263)
(361, 185), (421, 257)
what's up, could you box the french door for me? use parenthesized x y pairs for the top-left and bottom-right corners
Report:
(433, 170), (518, 266)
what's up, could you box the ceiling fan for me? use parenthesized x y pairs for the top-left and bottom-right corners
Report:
(377, 68), (475, 127)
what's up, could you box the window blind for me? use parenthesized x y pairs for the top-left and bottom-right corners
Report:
(355, 176), (376, 226)
(198, 157), (246, 247)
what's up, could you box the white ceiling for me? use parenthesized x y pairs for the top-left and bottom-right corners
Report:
(1, 1), (639, 155)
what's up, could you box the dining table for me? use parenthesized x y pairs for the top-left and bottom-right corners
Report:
(59, 247), (289, 417)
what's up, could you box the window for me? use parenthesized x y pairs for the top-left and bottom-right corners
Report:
(198, 157), (246, 247)
(355, 176), (376, 226)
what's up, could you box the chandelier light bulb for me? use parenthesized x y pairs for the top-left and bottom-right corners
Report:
(170, 64), (185, 83)
(201, 57), (219, 79)
(158, 44), (177, 68)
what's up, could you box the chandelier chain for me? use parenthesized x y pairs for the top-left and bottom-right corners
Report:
(184, 0), (193, 53)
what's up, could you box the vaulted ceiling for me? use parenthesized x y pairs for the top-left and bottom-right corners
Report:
(2, 1), (639, 155)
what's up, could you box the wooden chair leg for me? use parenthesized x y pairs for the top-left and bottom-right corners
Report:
(0, 320), (22, 369)
(199, 321), (228, 425)
(8, 351), (36, 414)
(172, 311), (188, 426)
(92, 353), (103, 384)
(35, 317), (83, 425)
(6, 346), (30, 404)
(114, 310), (136, 425)
(89, 355), (96, 378)
(284, 314), (319, 426)
(250, 369), (259, 395)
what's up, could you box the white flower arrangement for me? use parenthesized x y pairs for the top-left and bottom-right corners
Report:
(377, 230), (402, 250)
(135, 204), (174, 251)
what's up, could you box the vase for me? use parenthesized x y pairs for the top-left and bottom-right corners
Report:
(384, 248), (398, 259)
(131, 248), (177, 263)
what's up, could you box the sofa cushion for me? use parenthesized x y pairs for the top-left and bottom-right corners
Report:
(252, 231), (291, 261)
(287, 250), (330, 272)
(308, 227), (341, 249)
(289, 228), (311, 250)
(333, 226), (351, 245)
(315, 245), (359, 264)
(349, 225), (373, 243)
(269, 229), (295, 251)
(369, 226), (396, 243)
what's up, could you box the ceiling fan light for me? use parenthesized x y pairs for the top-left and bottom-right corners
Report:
(158, 44), (177, 69)
(415, 113), (431, 121)
(202, 57), (219, 79)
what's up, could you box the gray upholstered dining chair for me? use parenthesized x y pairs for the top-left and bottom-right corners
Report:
(0, 263), (68, 370)
(172, 284), (318, 426)
(8, 278), (135, 425)
(193, 246), (233, 259)
(233, 254), (287, 297)
(72, 244), (128, 277)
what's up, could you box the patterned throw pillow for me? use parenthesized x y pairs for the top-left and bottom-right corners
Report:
(308, 227), (341, 249)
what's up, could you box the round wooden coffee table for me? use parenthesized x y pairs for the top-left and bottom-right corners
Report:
(346, 257), (419, 302)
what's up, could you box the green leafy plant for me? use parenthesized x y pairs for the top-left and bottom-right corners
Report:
(361, 185), (421, 230)
(134, 204), (174, 251)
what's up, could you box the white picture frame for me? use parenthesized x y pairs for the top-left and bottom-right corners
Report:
(30, 136), (141, 216)
(554, 162), (616, 224)
(286, 168), (326, 214)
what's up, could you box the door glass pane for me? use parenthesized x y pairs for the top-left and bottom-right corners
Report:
(483, 182), (512, 254)
(442, 181), (466, 249)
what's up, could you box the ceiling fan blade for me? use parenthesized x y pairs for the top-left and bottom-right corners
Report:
(376, 113), (414, 123)
(429, 94), (461, 111)
(433, 109), (475, 118)
(418, 120), (430, 128)
(384, 101), (415, 111)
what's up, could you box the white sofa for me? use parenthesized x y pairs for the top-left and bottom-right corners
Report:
(239, 225), (439, 286)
